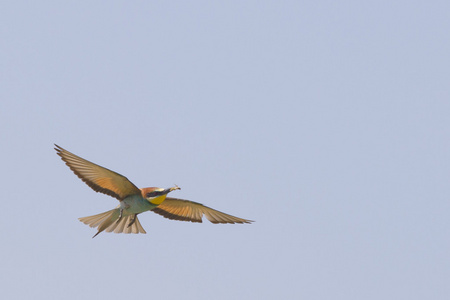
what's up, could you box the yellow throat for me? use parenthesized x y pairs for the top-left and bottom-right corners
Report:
(149, 194), (168, 205)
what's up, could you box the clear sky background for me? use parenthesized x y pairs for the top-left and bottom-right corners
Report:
(1, 1), (450, 299)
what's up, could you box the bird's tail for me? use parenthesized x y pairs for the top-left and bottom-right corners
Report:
(79, 208), (147, 238)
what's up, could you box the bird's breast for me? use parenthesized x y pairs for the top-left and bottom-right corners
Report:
(121, 195), (156, 214)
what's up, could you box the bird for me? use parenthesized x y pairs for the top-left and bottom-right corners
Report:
(54, 144), (253, 238)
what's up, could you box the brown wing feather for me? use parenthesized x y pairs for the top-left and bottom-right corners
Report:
(152, 197), (253, 224)
(55, 144), (141, 200)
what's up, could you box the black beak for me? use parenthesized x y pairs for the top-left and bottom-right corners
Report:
(162, 185), (181, 195)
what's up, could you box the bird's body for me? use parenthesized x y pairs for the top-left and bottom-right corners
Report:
(120, 193), (157, 215)
(54, 145), (252, 237)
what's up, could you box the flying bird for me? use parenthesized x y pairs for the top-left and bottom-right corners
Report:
(54, 145), (253, 238)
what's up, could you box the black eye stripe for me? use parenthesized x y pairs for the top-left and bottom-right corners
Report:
(146, 191), (163, 198)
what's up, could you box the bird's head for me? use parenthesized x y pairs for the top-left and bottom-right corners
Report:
(141, 185), (180, 205)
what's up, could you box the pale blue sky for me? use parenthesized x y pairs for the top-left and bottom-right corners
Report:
(1, 1), (450, 299)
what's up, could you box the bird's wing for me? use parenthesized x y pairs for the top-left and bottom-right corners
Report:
(152, 197), (253, 224)
(55, 144), (141, 201)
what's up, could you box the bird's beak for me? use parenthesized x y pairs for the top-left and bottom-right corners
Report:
(162, 185), (181, 195)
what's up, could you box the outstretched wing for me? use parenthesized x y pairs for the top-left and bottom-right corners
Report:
(55, 144), (141, 201)
(152, 197), (253, 224)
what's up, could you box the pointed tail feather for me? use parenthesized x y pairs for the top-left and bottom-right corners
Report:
(79, 209), (147, 238)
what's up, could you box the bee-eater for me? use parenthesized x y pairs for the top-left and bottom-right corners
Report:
(55, 145), (253, 238)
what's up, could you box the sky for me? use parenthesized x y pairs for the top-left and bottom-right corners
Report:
(1, 1), (450, 299)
